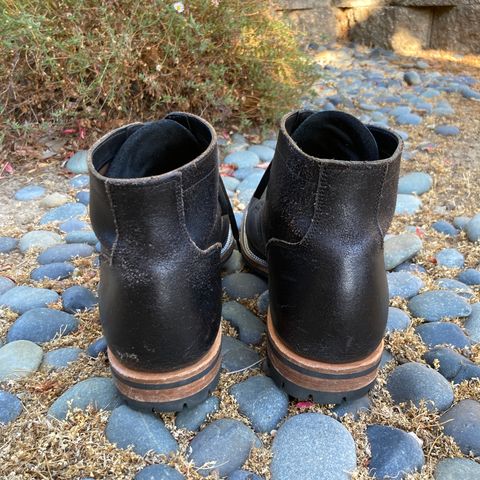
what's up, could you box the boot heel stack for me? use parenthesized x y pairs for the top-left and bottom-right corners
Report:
(89, 113), (232, 411)
(107, 330), (222, 411)
(267, 313), (384, 403)
(241, 110), (403, 403)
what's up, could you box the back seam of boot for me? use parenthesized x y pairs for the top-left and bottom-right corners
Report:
(375, 162), (389, 240)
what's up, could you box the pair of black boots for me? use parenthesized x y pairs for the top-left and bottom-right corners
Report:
(88, 110), (402, 411)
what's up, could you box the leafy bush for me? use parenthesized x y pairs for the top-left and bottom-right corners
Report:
(0, 0), (317, 127)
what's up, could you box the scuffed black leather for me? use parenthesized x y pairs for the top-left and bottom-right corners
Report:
(88, 113), (226, 372)
(244, 110), (402, 363)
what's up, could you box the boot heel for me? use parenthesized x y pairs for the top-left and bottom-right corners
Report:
(108, 329), (222, 411)
(267, 312), (382, 404)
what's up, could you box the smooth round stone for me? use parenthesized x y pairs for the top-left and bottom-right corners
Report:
(367, 425), (425, 478)
(436, 278), (473, 299)
(43, 347), (83, 370)
(256, 290), (269, 315)
(435, 125), (460, 136)
(408, 290), (471, 321)
(394, 261), (426, 274)
(395, 194), (422, 215)
(466, 214), (480, 242)
(222, 273), (267, 299)
(7, 308), (78, 343)
(0, 340), (43, 381)
(424, 347), (480, 383)
(87, 336), (108, 358)
(222, 301), (265, 345)
(432, 220), (458, 237)
(19, 230), (62, 253)
(222, 249), (244, 275)
(384, 234), (423, 270)
(422, 88), (440, 98)
(31, 262), (75, 281)
(175, 396), (219, 431)
(386, 307), (411, 333)
(0, 276), (15, 296)
(69, 175), (89, 189)
(38, 243), (94, 264)
(65, 230), (98, 245)
(221, 336), (260, 372)
(434, 458), (480, 480)
(380, 349), (394, 369)
(396, 113), (421, 126)
(398, 172), (432, 195)
(0, 390), (22, 424)
(231, 376), (288, 433)
(15, 185), (46, 201)
(248, 145), (274, 162)
(333, 395), (371, 420)
(66, 150), (88, 174)
(387, 272), (423, 299)
(387, 362), (453, 411)
(48, 377), (123, 420)
(237, 171), (263, 193)
(106, 405), (178, 455)
(221, 175), (240, 192)
(62, 286), (97, 313)
(465, 303), (480, 342)
(229, 470), (264, 480)
(390, 106), (411, 117)
(434, 106), (455, 116)
(59, 218), (89, 233)
(435, 248), (464, 268)
(39, 192), (70, 208)
(0, 286), (59, 314)
(233, 167), (256, 181)
(224, 151), (260, 169)
(135, 464), (185, 480)
(404, 71), (421, 85)
(76, 191), (90, 206)
(461, 86), (480, 100)
(415, 101), (433, 113)
(0, 237), (18, 254)
(415, 322), (470, 349)
(458, 269), (480, 286)
(189, 419), (260, 477)
(271, 413), (356, 480)
(39, 202), (87, 224)
(440, 400), (480, 456)
(453, 217), (471, 230)
(262, 140), (276, 149)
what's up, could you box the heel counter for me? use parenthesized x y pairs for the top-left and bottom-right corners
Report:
(97, 174), (222, 371)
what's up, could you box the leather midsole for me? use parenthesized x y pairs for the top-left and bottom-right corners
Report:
(108, 327), (222, 402)
(267, 310), (383, 392)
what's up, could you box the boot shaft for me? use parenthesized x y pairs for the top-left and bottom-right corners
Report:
(88, 113), (224, 372)
(264, 111), (403, 363)
(265, 111), (402, 247)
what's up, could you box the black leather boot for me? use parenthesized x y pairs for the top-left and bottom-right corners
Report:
(88, 112), (235, 411)
(240, 110), (402, 403)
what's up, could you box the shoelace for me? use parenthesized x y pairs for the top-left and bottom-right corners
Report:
(218, 175), (241, 254)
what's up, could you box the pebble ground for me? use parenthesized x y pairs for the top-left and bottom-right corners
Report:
(1, 43), (480, 479)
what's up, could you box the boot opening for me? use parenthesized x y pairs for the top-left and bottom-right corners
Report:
(288, 111), (380, 161)
(93, 114), (212, 179)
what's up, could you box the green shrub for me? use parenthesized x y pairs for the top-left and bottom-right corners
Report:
(0, 0), (317, 127)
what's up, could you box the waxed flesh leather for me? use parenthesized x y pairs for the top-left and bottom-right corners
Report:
(89, 113), (229, 372)
(243, 110), (403, 363)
